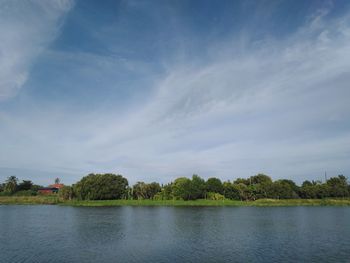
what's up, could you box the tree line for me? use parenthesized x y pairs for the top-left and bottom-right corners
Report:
(0, 176), (42, 196)
(1, 173), (349, 201)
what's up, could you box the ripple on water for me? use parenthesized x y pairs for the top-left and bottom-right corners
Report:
(0, 206), (349, 263)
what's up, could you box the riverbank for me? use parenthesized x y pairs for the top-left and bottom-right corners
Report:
(0, 195), (59, 205)
(1, 196), (350, 206)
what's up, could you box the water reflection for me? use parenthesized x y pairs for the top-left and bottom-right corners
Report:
(0, 206), (349, 263)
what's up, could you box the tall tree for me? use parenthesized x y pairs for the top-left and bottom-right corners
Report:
(250, 174), (272, 185)
(133, 182), (161, 199)
(223, 181), (240, 200)
(234, 178), (250, 185)
(270, 180), (299, 199)
(147, 182), (161, 199)
(4, 176), (18, 194)
(248, 174), (273, 198)
(158, 183), (173, 200)
(206, 177), (223, 194)
(327, 175), (349, 197)
(172, 177), (192, 200)
(133, 182), (148, 199)
(190, 174), (206, 199)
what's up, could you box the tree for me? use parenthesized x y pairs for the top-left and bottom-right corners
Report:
(314, 183), (330, 198)
(232, 183), (252, 201)
(4, 176), (18, 194)
(223, 181), (240, 200)
(299, 180), (323, 198)
(270, 180), (299, 199)
(302, 180), (313, 187)
(133, 182), (161, 199)
(133, 182), (148, 199)
(155, 183), (173, 200)
(234, 178), (250, 185)
(299, 183), (317, 199)
(249, 174), (273, 198)
(190, 174), (206, 199)
(206, 177), (223, 194)
(147, 182), (161, 199)
(170, 175), (212, 201)
(172, 177), (192, 200)
(73, 173), (128, 200)
(250, 174), (272, 185)
(327, 175), (349, 197)
(17, 180), (33, 191)
(58, 186), (74, 200)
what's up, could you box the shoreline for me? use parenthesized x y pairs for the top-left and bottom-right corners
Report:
(1, 196), (350, 206)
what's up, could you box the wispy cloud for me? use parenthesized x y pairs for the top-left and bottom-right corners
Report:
(0, 2), (349, 184)
(78, 7), (350, 183)
(0, 0), (74, 100)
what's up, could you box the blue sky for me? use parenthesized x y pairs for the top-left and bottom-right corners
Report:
(0, 0), (350, 185)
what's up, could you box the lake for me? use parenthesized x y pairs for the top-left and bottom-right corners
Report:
(0, 206), (349, 262)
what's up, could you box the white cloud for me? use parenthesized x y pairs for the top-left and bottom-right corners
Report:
(0, 0), (74, 100)
(0, 5), (349, 184)
(83, 10), (350, 183)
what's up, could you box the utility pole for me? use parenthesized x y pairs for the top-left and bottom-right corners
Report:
(324, 171), (327, 182)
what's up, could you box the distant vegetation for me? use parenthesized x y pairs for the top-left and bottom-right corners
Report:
(0, 176), (42, 197)
(1, 173), (349, 203)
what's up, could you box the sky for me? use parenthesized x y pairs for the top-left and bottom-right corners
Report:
(0, 0), (350, 186)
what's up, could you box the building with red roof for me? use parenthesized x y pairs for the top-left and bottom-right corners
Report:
(38, 183), (65, 195)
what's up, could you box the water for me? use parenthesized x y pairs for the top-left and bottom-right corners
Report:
(0, 206), (349, 263)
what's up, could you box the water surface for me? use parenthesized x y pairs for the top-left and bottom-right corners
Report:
(0, 206), (349, 262)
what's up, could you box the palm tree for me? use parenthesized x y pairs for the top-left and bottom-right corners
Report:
(5, 176), (18, 193)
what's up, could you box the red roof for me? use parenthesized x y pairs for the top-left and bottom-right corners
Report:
(49, 184), (65, 189)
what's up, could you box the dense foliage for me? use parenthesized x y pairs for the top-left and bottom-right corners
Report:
(132, 182), (161, 200)
(0, 176), (42, 196)
(73, 173), (129, 200)
(1, 173), (349, 201)
(152, 174), (350, 201)
(58, 186), (74, 200)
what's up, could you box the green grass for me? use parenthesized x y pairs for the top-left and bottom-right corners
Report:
(63, 198), (350, 207)
(0, 195), (59, 205)
(1, 196), (350, 206)
(251, 198), (350, 206)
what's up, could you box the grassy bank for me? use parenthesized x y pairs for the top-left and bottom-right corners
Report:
(63, 198), (350, 207)
(1, 196), (350, 206)
(0, 195), (59, 205)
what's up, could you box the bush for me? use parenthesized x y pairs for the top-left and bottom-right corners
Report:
(207, 192), (225, 200)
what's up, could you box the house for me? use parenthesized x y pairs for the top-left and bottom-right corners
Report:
(49, 183), (64, 189)
(38, 184), (64, 195)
